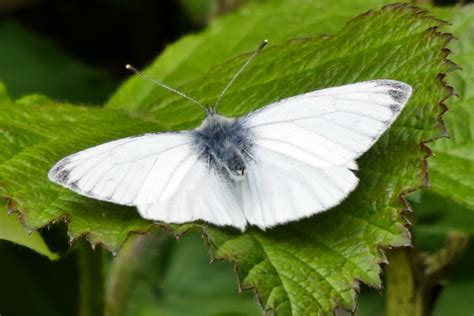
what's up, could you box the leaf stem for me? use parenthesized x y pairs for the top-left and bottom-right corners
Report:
(77, 240), (105, 316)
(386, 232), (469, 316)
(104, 232), (173, 316)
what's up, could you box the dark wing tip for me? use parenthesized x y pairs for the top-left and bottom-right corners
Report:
(376, 80), (413, 113)
(48, 158), (71, 184)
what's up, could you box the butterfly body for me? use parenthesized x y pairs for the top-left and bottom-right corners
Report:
(192, 113), (254, 181)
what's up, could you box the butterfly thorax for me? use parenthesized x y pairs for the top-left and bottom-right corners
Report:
(192, 113), (254, 181)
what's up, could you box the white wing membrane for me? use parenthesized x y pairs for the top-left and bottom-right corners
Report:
(49, 133), (195, 205)
(245, 80), (412, 168)
(137, 164), (246, 230)
(238, 147), (358, 229)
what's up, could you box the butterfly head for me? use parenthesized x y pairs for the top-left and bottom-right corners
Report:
(220, 142), (247, 180)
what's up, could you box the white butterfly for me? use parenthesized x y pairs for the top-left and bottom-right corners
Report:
(49, 40), (412, 231)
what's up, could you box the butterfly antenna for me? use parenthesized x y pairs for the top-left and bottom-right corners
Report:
(214, 39), (268, 108)
(125, 64), (207, 111)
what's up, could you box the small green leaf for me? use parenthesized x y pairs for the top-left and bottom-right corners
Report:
(0, 3), (455, 313)
(0, 201), (58, 260)
(427, 5), (474, 211)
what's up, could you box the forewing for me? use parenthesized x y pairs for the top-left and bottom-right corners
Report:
(48, 133), (196, 205)
(244, 80), (412, 168)
(238, 147), (359, 229)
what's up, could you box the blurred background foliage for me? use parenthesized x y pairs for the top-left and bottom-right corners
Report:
(0, 0), (473, 315)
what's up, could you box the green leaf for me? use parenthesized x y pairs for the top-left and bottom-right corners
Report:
(0, 3), (455, 314)
(407, 9), (474, 314)
(355, 7), (474, 315)
(106, 0), (392, 111)
(0, 21), (116, 104)
(411, 189), (474, 251)
(0, 201), (58, 260)
(105, 232), (259, 315)
(426, 5), (474, 211)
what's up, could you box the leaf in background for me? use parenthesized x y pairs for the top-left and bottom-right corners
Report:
(426, 5), (474, 210)
(412, 190), (474, 251)
(105, 232), (259, 316)
(412, 6), (474, 316)
(0, 21), (116, 104)
(431, 241), (474, 316)
(334, 5), (474, 316)
(0, 2), (456, 313)
(0, 201), (58, 260)
(178, 0), (217, 26)
(106, 0), (392, 111)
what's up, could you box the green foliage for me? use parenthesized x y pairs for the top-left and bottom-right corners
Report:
(432, 243), (474, 316)
(106, 0), (392, 111)
(0, 22), (116, 104)
(105, 232), (259, 316)
(412, 6), (474, 315)
(0, 2), (455, 314)
(355, 6), (474, 314)
(0, 201), (58, 259)
(179, 0), (216, 25)
(427, 5), (474, 211)
(0, 86), (157, 249)
(413, 190), (474, 242)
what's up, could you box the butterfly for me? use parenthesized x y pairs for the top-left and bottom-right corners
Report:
(48, 40), (412, 231)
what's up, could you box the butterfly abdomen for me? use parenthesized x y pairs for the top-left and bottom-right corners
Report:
(192, 114), (254, 179)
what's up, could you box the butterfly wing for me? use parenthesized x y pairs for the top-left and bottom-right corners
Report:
(238, 147), (358, 229)
(49, 133), (196, 205)
(137, 165), (246, 230)
(244, 80), (412, 170)
(238, 80), (412, 228)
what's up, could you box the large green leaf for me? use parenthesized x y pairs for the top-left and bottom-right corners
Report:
(427, 5), (474, 210)
(106, 0), (392, 111)
(0, 3), (455, 314)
